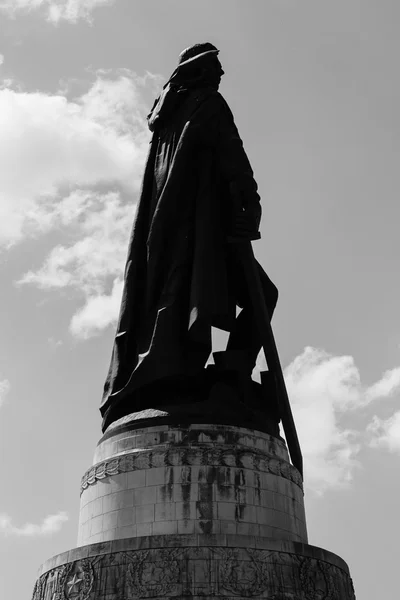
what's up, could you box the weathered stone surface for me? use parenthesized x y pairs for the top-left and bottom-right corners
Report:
(78, 424), (307, 546)
(94, 424), (289, 464)
(34, 537), (356, 599)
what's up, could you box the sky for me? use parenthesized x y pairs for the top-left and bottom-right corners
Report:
(0, 0), (399, 598)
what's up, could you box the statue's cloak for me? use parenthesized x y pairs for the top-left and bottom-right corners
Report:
(101, 88), (262, 430)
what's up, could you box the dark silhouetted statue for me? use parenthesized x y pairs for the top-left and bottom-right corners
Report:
(101, 43), (279, 434)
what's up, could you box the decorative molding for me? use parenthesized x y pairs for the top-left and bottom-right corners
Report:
(32, 547), (355, 600)
(80, 446), (303, 494)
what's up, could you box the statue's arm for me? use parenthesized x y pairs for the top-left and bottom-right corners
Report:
(214, 97), (262, 236)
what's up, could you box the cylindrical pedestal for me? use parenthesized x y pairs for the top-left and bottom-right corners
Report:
(79, 424), (307, 545)
(32, 423), (356, 599)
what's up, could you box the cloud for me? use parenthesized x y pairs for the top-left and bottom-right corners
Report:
(70, 277), (123, 338)
(0, 74), (151, 247)
(367, 412), (400, 452)
(0, 0), (115, 23)
(19, 190), (132, 336)
(0, 511), (68, 536)
(0, 54), (4, 65)
(282, 346), (400, 494)
(1, 72), (161, 337)
(0, 378), (10, 408)
(365, 367), (400, 403)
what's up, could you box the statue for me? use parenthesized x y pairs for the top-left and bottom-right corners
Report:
(101, 43), (279, 435)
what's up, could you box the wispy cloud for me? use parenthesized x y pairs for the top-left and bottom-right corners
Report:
(367, 412), (400, 452)
(0, 0), (116, 23)
(0, 73), (152, 247)
(19, 190), (131, 337)
(282, 346), (400, 494)
(0, 511), (68, 536)
(0, 54), (4, 65)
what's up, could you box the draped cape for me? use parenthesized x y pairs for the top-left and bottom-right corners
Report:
(101, 87), (262, 431)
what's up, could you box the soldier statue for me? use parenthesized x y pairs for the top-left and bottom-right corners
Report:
(101, 43), (279, 432)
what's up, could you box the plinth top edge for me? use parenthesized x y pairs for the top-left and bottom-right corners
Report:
(93, 422), (289, 465)
(98, 421), (286, 447)
(37, 534), (351, 579)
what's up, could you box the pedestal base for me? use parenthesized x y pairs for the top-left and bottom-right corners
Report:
(33, 535), (355, 599)
(31, 422), (356, 598)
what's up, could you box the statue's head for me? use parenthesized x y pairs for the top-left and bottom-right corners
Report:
(176, 42), (224, 90)
(147, 43), (224, 131)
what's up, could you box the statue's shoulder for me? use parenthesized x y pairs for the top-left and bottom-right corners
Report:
(190, 89), (233, 123)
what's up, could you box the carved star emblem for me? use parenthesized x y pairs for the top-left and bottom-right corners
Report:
(67, 574), (83, 595)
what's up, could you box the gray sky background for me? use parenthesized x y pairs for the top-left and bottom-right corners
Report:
(0, 1), (399, 598)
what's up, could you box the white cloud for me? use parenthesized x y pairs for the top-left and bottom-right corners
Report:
(70, 277), (123, 338)
(283, 346), (400, 494)
(0, 54), (4, 65)
(365, 367), (400, 403)
(367, 412), (400, 452)
(19, 190), (132, 336)
(0, 0), (115, 23)
(0, 74), (151, 246)
(0, 511), (68, 536)
(1, 72), (161, 338)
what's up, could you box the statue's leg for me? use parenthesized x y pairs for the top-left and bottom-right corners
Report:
(226, 257), (278, 372)
(186, 320), (212, 375)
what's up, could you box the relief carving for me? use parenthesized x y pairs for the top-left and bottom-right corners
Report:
(299, 557), (339, 600)
(126, 549), (182, 597)
(58, 559), (95, 600)
(217, 548), (271, 596)
(33, 547), (355, 600)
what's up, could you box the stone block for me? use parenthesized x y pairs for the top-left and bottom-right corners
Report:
(152, 520), (178, 535)
(178, 465), (200, 484)
(136, 504), (155, 524)
(217, 501), (236, 521)
(109, 473), (127, 494)
(132, 485), (156, 506)
(177, 519), (195, 534)
(236, 504), (257, 523)
(176, 501), (196, 521)
(145, 466), (167, 487)
(237, 522), (260, 536)
(155, 502), (176, 522)
(220, 520), (237, 534)
(136, 522), (153, 537)
(126, 469), (146, 489)
(92, 497), (103, 517)
(172, 482), (199, 503)
(103, 510), (119, 531)
(90, 515), (103, 537)
(102, 490), (134, 514)
(115, 525), (136, 539)
(117, 507), (135, 528)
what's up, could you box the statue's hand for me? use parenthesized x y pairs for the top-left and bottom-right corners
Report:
(232, 204), (261, 239)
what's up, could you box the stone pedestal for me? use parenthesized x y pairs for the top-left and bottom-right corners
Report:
(32, 422), (356, 599)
